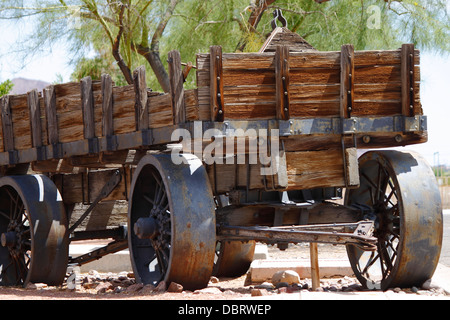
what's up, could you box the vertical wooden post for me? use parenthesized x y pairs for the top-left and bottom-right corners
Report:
(101, 74), (116, 152)
(0, 95), (14, 152)
(340, 44), (354, 118)
(310, 242), (320, 290)
(275, 45), (290, 120)
(101, 74), (114, 137)
(44, 85), (59, 145)
(401, 43), (415, 116)
(27, 89), (43, 148)
(81, 76), (95, 140)
(210, 45), (224, 122)
(44, 85), (62, 158)
(168, 50), (186, 125)
(133, 66), (149, 131)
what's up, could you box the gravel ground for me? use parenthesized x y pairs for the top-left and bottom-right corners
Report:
(0, 243), (447, 300)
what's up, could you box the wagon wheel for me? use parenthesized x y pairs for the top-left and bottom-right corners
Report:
(345, 150), (442, 290)
(128, 153), (216, 290)
(213, 240), (255, 277)
(0, 175), (68, 287)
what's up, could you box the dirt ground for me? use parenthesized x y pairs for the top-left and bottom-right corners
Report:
(0, 243), (349, 300)
(0, 243), (445, 300)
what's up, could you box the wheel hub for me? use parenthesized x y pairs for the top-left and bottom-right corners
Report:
(134, 217), (159, 240)
(1, 231), (17, 248)
(1, 222), (29, 257)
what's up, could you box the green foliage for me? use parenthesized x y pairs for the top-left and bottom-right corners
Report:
(0, 0), (448, 91)
(70, 54), (128, 86)
(0, 79), (14, 97)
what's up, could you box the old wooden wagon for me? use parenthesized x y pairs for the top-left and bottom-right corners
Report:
(0, 26), (442, 291)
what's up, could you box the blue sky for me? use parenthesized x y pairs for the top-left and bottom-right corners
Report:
(0, 16), (449, 167)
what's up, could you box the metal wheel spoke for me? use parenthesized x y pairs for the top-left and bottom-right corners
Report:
(143, 194), (155, 206)
(0, 210), (9, 221)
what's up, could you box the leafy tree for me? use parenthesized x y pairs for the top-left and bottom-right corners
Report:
(1, 0), (448, 92)
(0, 79), (14, 97)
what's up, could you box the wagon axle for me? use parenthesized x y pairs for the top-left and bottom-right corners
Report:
(216, 220), (377, 251)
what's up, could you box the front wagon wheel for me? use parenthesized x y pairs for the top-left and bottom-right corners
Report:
(128, 153), (216, 291)
(345, 150), (442, 290)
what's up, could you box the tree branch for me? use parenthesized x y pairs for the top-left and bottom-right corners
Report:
(112, 3), (133, 84)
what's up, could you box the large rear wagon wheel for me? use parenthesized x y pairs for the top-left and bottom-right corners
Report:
(213, 240), (255, 277)
(0, 175), (68, 287)
(128, 153), (216, 290)
(345, 150), (442, 290)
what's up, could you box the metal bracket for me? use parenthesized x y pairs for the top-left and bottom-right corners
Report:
(404, 115), (427, 132)
(88, 137), (99, 154)
(106, 135), (118, 152)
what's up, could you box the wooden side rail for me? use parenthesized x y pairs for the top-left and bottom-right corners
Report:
(196, 45), (421, 121)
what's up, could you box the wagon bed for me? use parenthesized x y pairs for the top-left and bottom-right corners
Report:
(0, 27), (441, 291)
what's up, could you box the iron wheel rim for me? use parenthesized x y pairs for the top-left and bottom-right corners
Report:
(345, 151), (443, 290)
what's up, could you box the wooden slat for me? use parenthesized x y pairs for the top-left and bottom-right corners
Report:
(133, 66), (149, 130)
(168, 50), (186, 124)
(81, 76), (95, 139)
(43, 85), (59, 145)
(112, 85), (135, 135)
(275, 45), (290, 120)
(0, 95), (14, 152)
(286, 149), (345, 190)
(340, 44), (354, 118)
(9, 94), (32, 151)
(401, 43), (415, 116)
(27, 89), (42, 148)
(101, 74), (114, 137)
(210, 45), (224, 121)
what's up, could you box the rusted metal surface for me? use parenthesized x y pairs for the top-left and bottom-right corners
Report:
(128, 153), (216, 290)
(346, 150), (443, 290)
(0, 175), (68, 286)
(213, 240), (256, 277)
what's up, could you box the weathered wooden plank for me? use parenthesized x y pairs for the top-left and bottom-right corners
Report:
(354, 49), (419, 67)
(289, 68), (340, 85)
(401, 43), (415, 116)
(290, 51), (340, 69)
(111, 85), (135, 135)
(210, 45), (224, 121)
(0, 95), (14, 152)
(43, 85), (59, 145)
(56, 168), (129, 204)
(9, 94), (32, 151)
(275, 45), (290, 120)
(345, 147), (359, 186)
(101, 74), (114, 137)
(286, 149), (345, 190)
(185, 89), (200, 121)
(168, 50), (186, 124)
(353, 65), (404, 84)
(222, 104), (276, 120)
(133, 66), (149, 131)
(27, 89), (43, 149)
(340, 44), (354, 118)
(223, 69), (275, 87)
(81, 76), (95, 139)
